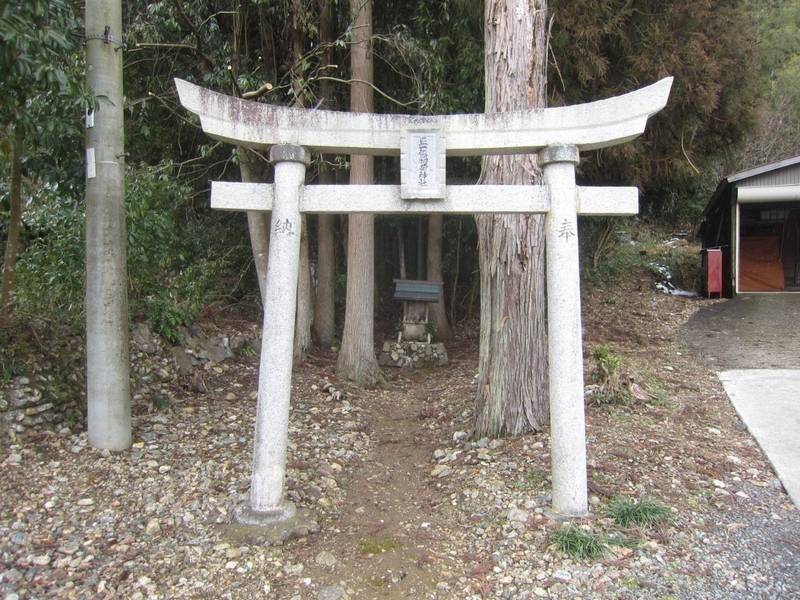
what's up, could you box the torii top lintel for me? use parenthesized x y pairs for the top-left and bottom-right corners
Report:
(175, 77), (673, 157)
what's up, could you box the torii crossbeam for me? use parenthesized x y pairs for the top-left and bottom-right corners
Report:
(176, 77), (672, 534)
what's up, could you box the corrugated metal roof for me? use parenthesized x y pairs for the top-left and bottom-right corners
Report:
(393, 279), (442, 302)
(700, 155), (800, 226)
(727, 155), (800, 183)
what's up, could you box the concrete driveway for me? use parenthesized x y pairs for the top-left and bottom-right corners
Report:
(718, 369), (800, 507)
(683, 295), (800, 507)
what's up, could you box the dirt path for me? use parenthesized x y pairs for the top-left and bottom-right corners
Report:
(681, 294), (800, 369)
(296, 368), (463, 598)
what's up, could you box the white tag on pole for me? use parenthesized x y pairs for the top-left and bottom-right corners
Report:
(86, 147), (96, 179)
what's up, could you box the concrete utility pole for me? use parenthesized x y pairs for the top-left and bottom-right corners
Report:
(85, 0), (131, 450)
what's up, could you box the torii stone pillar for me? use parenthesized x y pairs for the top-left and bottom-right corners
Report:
(176, 76), (673, 530)
(540, 145), (587, 515)
(237, 145), (308, 525)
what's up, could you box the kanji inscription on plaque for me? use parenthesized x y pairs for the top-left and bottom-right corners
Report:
(400, 129), (445, 200)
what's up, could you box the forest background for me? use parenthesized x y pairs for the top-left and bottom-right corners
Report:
(1, 0), (799, 371)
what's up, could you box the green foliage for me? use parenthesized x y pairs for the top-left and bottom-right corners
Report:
(14, 162), (240, 338)
(550, 0), (760, 221)
(379, 0), (484, 115)
(593, 346), (621, 373)
(238, 341), (257, 357)
(552, 526), (609, 560)
(0, 0), (83, 129)
(747, 0), (800, 113)
(580, 220), (652, 285)
(15, 187), (85, 321)
(590, 346), (630, 405)
(647, 251), (701, 293)
(606, 496), (673, 529)
(581, 222), (701, 293)
(126, 163), (238, 342)
(151, 394), (171, 411)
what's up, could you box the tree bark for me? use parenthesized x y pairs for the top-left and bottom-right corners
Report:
(290, 0), (313, 361)
(313, 212), (336, 346)
(475, 0), (548, 437)
(337, 0), (382, 384)
(85, 0), (131, 450)
(398, 222), (407, 279)
(238, 149), (270, 303)
(450, 216), (462, 324)
(0, 126), (23, 328)
(427, 214), (452, 341)
(294, 212), (313, 360)
(312, 0), (336, 347)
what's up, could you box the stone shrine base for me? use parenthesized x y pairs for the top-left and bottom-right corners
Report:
(378, 340), (448, 369)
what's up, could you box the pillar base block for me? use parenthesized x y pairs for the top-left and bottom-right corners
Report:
(544, 507), (591, 522)
(222, 502), (319, 545)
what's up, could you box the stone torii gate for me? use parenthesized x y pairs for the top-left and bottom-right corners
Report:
(176, 77), (672, 532)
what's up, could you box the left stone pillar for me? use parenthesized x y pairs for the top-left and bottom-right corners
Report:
(235, 145), (313, 533)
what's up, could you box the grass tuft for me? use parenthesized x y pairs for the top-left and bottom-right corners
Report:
(551, 525), (608, 560)
(358, 537), (398, 555)
(514, 468), (549, 490)
(606, 496), (672, 529)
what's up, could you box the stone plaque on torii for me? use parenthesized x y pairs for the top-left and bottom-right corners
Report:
(176, 76), (672, 531)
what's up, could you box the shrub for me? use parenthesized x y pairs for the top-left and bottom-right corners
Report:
(14, 162), (249, 337)
(590, 346), (630, 405)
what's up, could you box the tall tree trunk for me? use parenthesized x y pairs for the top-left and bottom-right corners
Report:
(337, 0), (382, 384)
(312, 0), (336, 347)
(85, 0), (131, 450)
(294, 212), (313, 360)
(450, 216), (463, 323)
(398, 222), (407, 279)
(427, 214), (452, 341)
(0, 126), (23, 328)
(290, 0), (313, 361)
(238, 149), (270, 303)
(475, 0), (548, 437)
(314, 211), (336, 347)
(416, 217), (425, 278)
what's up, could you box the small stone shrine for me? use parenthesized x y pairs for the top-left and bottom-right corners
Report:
(378, 279), (449, 368)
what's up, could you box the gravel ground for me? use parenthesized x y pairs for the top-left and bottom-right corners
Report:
(1, 275), (799, 599)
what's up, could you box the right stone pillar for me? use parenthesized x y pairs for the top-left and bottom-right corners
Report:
(539, 145), (589, 517)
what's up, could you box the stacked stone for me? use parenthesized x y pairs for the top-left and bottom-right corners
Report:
(1, 377), (61, 435)
(378, 341), (448, 369)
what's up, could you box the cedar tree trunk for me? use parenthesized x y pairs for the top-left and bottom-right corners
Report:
(312, 0), (337, 347)
(238, 149), (270, 303)
(427, 214), (452, 341)
(0, 126), (23, 327)
(337, 0), (382, 384)
(475, 0), (548, 437)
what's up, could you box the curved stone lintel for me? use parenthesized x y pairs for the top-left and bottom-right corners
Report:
(175, 77), (673, 156)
